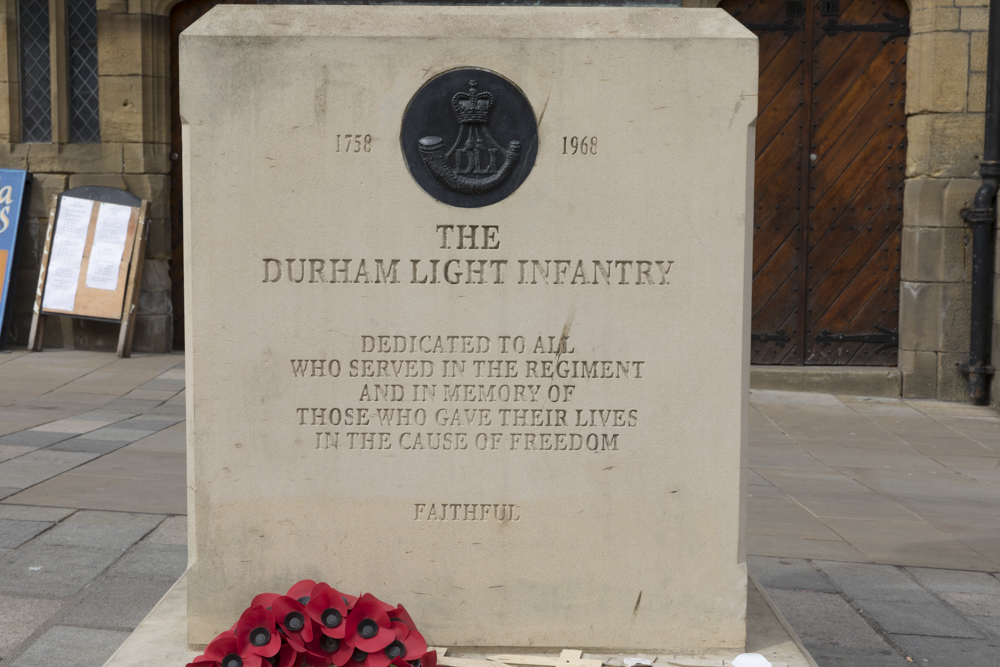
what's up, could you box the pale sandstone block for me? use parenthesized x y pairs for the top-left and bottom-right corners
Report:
(145, 217), (170, 259)
(67, 173), (128, 189)
(122, 173), (168, 218)
(182, 5), (754, 652)
(960, 6), (989, 30)
(968, 71), (986, 113)
(137, 258), (171, 316)
(907, 113), (985, 178)
(906, 32), (969, 114)
(96, 0), (128, 14)
(123, 142), (170, 173)
(903, 178), (947, 228)
(26, 142), (123, 174)
(100, 75), (168, 143)
(27, 174), (67, 217)
(954, 0), (987, 7)
(909, 7), (959, 33)
(900, 349), (938, 398)
(131, 313), (172, 352)
(938, 351), (971, 401)
(0, 141), (29, 170)
(900, 227), (968, 283)
(899, 281), (971, 353)
(98, 12), (169, 78)
(971, 31), (987, 72)
(942, 178), (980, 227)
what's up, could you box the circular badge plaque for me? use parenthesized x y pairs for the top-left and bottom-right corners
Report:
(400, 68), (538, 208)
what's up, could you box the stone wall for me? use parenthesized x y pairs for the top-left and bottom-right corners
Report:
(900, 0), (989, 401)
(0, 0), (172, 352)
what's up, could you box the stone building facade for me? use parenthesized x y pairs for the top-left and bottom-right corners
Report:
(0, 0), (996, 404)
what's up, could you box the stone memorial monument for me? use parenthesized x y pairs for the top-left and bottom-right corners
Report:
(181, 5), (756, 653)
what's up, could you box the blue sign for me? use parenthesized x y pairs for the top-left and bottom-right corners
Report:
(0, 169), (29, 344)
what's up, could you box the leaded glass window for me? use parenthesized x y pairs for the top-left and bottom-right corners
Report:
(18, 0), (51, 143)
(67, 0), (100, 142)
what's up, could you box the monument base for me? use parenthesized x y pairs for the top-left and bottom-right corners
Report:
(102, 574), (817, 667)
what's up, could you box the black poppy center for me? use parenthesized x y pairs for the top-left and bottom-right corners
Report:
(320, 635), (341, 652)
(298, 595), (311, 605)
(352, 648), (369, 662)
(385, 641), (406, 659)
(222, 654), (243, 667)
(285, 611), (305, 632)
(250, 627), (271, 647)
(322, 608), (343, 628)
(358, 619), (379, 639)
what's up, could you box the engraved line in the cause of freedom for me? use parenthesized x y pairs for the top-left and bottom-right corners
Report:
(262, 258), (674, 285)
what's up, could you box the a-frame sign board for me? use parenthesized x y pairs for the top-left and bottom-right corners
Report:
(27, 186), (149, 357)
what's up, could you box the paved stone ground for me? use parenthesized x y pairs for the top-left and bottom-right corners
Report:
(0, 351), (999, 665)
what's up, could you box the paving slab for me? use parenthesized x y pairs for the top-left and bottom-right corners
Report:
(4, 474), (187, 514)
(800, 644), (911, 666)
(0, 544), (121, 597)
(890, 634), (1000, 665)
(0, 595), (63, 661)
(906, 567), (1000, 596)
(0, 450), (100, 490)
(748, 535), (869, 562)
(748, 556), (839, 593)
(9, 625), (131, 667)
(858, 600), (985, 638)
(108, 543), (187, 580)
(62, 575), (178, 631)
(748, 497), (844, 541)
(33, 510), (163, 552)
(815, 562), (939, 603)
(0, 519), (55, 549)
(0, 430), (75, 448)
(765, 590), (891, 649)
(0, 505), (76, 521)
(47, 437), (135, 454)
(819, 517), (997, 571)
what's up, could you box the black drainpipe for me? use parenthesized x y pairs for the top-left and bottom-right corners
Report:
(960, 0), (1000, 404)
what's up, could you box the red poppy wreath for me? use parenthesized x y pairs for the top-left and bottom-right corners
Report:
(186, 580), (437, 667)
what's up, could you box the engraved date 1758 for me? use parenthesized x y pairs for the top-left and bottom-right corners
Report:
(336, 134), (372, 153)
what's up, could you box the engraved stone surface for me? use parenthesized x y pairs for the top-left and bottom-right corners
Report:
(181, 5), (756, 652)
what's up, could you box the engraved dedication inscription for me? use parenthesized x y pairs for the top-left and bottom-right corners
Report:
(401, 68), (538, 208)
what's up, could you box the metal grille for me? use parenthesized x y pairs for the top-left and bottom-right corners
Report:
(18, 0), (51, 143)
(67, 0), (100, 142)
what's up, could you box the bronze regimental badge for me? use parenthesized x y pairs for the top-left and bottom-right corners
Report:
(401, 68), (538, 208)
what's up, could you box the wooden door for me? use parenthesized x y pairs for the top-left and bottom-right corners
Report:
(723, 0), (907, 365)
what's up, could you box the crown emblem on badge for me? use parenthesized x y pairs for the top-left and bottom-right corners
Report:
(418, 79), (521, 196)
(452, 81), (494, 124)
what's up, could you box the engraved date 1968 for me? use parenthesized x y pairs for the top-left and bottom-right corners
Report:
(336, 134), (373, 153)
(562, 136), (597, 155)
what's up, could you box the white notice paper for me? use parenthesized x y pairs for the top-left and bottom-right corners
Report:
(41, 197), (94, 312)
(85, 203), (132, 290)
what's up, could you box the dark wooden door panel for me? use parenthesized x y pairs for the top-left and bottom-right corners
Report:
(723, 0), (906, 366)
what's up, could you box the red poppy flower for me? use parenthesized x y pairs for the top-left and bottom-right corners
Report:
(251, 592), (281, 610)
(287, 579), (318, 604)
(235, 606), (281, 659)
(359, 619), (427, 667)
(422, 649), (439, 667)
(344, 594), (394, 652)
(185, 656), (217, 667)
(307, 585), (350, 638)
(204, 630), (264, 667)
(302, 632), (354, 667)
(272, 595), (315, 644)
(271, 642), (304, 667)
